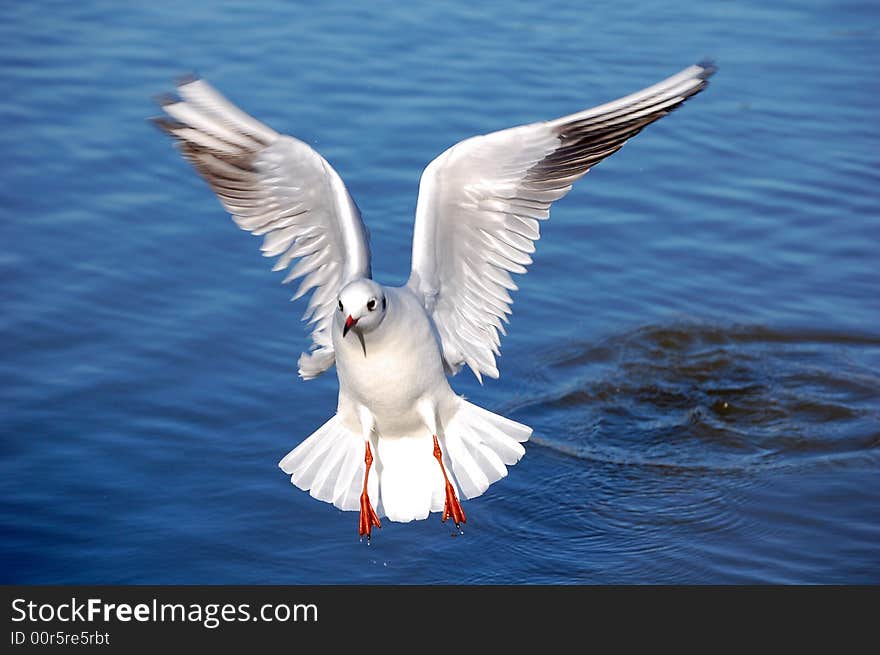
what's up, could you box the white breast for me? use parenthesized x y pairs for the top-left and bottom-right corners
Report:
(332, 287), (455, 437)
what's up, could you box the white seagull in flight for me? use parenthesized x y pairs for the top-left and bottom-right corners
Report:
(154, 61), (715, 541)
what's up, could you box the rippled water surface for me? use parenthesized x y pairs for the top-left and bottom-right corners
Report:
(2, 0), (878, 583)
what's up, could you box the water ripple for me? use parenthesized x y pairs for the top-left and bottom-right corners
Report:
(521, 323), (880, 473)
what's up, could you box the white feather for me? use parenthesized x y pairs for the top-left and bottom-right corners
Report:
(279, 416), (375, 512)
(407, 62), (715, 381)
(279, 399), (530, 519)
(156, 78), (371, 381)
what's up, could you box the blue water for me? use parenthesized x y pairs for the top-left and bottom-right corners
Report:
(2, 0), (878, 584)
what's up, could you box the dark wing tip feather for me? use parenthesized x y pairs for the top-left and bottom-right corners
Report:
(526, 61), (716, 186)
(149, 116), (184, 136)
(696, 59), (718, 80)
(175, 72), (201, 87)
(153, 92), (179, 108)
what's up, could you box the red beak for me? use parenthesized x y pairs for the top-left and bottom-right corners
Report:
(343, 315), (358, 338)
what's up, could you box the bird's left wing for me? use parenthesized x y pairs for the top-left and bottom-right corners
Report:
(407, 62), (715, 381)
(153, 78), (371, 379)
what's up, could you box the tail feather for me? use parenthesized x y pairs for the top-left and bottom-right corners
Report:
(278, 399), (531, 522)
(332, 442), (364, 510)
(376, 435), (444, 522)
(466, 412), (528, 465)
(279, 416), (376, 512)
(470, 403), (532, 443)
(442, 428), (488, 499)
(461, 432), (508, 486)
(279, 418), (336, 490)
(308, 434), (350, 503)
(442, 399), (530, 499)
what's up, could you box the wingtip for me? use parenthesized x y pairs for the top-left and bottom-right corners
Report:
(175, 72), (201, 88)
(152, 92), (178, 108)
(148, 116), (184, 135)
(696, 58), (718, 80)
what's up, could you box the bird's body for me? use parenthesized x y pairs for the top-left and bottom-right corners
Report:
(285, 279), (530, 525)
(333, 285), (451, 439)
(154, 61), (715, 540)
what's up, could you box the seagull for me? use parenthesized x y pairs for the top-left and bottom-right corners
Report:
(154, 61), (715, 541)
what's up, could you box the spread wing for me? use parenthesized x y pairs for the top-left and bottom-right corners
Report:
(407, 61), (715, 381)
(153, 77), (371, 379)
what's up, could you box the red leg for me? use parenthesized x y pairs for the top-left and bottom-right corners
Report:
(358, 441), (381, 543)
(433, 435), (467, 530)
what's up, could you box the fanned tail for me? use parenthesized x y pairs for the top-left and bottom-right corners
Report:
(375, 399), (531, 522)
(278, 399), (531, 524)
(441, 399), (531, 499)
(278, 416), (376, 512)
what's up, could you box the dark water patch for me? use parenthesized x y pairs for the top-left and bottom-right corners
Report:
(525, 322), (880, 472)
(486, 321), (880, 582)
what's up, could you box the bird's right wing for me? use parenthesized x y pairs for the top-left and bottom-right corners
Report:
(407, 62), (715, 381)
(153, 78), (371, 379)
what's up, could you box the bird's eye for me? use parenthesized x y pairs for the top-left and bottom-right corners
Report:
(338, 300), (344, 312)
(366, 298), (377, 312)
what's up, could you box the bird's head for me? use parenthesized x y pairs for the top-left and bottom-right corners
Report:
(338, 279), (387, 338)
